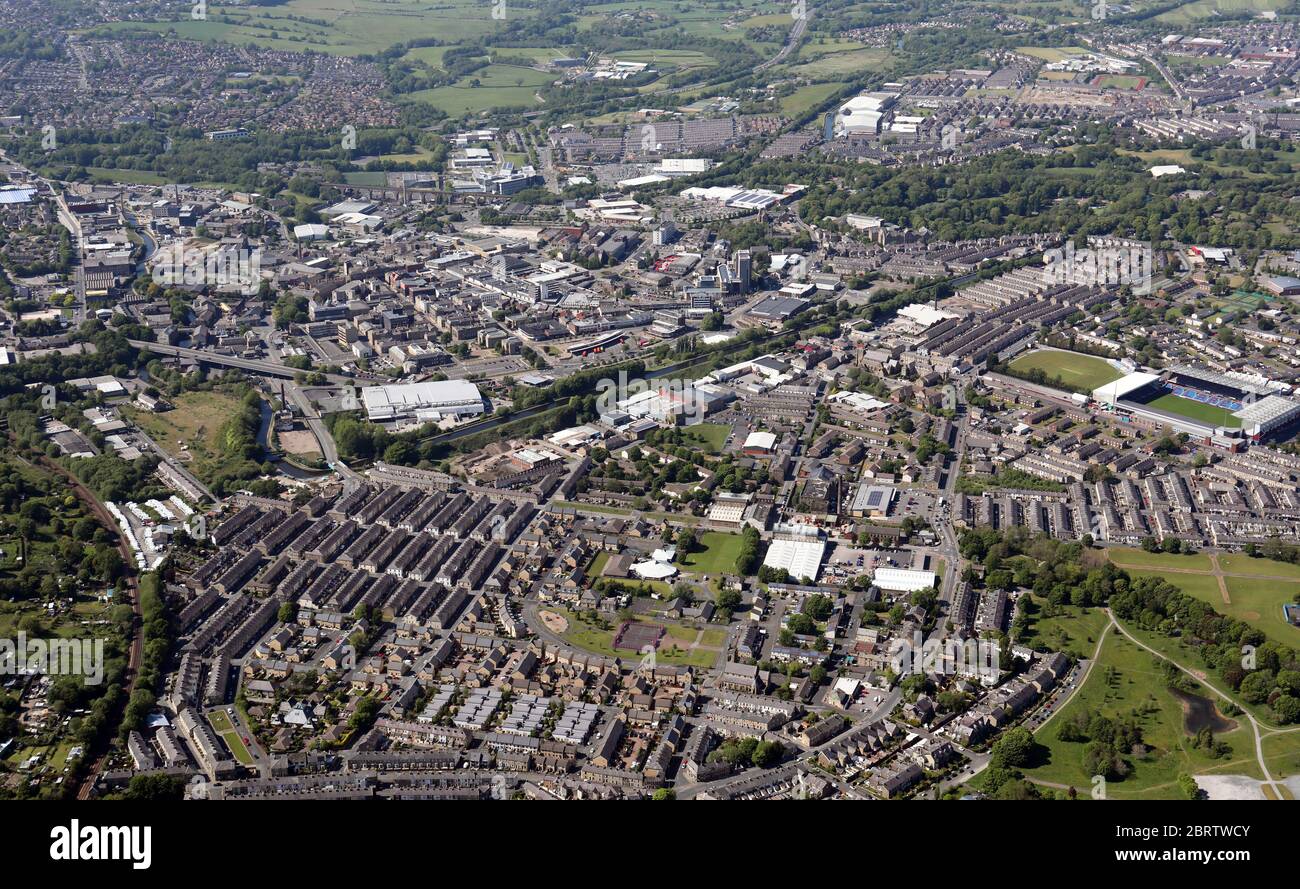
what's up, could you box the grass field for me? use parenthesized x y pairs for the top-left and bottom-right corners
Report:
(121, 389), (248, 487)
(407, 83), (542, 116)
(556, 608), (719, 668)
(552, 500), (633, 516)
(1016, 46), (1092, 63)
(92, 0), (511, 55)
(1217, 555), (1300, 580)
(613, 49), (716, 69)
(1114, 619), (1300, 776)
(788, 47), (890, 78)
(1115, 549), (1300, 646)
(1025, 632), (1261, 798)
(779, 81), (846, 115)
(1165, 53), (1228, 67)
(1143, 393), (1242, 428)
(1107, 547), (1213, 572)
(679, 423), (730, 454)
(1006, 349), (1123, 392)
(677, 531), (744, 576)
(1128, 567), (1223, 604)
(1094, 74), (1146, 90)
(1156, 0), (1280, 24)
(1223, 577), (1300, 645)
(1018, 595), (1111, 660)
(585, 551), (610, 580)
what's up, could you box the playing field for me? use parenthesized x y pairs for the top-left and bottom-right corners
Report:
(1117, 550), (1300, 646)
(1107, 548), (1213, 572)
(556, 609), (719, 668)
(677, 532), (745, 576)
(1217, 555), (1300, 580)
(1006, 349), (1123, 392)
(1143, 393), (1242, 428)
(679, 423), (730, 454)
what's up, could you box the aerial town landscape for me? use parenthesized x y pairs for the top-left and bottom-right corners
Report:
(3, 0), (1300, 817)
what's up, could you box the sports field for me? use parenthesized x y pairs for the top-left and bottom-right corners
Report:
(1144, 393), (1242, 428)
(1006, 349), (1124, 392)
(1107, 548), (1213, 572)
(1113, 549), (1300, 646)
(677, 532), (745, 576)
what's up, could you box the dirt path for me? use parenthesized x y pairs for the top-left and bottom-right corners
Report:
(1209, 553), (1231, 604)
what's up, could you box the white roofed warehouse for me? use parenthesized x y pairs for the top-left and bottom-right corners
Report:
(873, 568), (937, 593)
(361, 380), (487, 425)
(763, 523), (826, 583)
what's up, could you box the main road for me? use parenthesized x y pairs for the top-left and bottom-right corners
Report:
(127, 340), (356, 386)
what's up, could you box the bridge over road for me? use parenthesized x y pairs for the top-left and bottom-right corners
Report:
(128, 340), (357, 386)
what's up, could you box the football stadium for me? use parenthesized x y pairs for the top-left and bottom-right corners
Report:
(1092, 364), (1300, 443)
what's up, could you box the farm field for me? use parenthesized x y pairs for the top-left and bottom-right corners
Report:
(1006, 349), (1123, 392)
(1025, 631), (1261, 798)
(90, 0), (511, 55)
(1156, 0), (1281, 24)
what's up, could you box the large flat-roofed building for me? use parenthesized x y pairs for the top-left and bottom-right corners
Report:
(872, 567), (937, 593)
(362, 380), (486, 424)
(763, 523), (826, 583)
(850, 483), (895, 518)
(748, 294), (809, 321)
